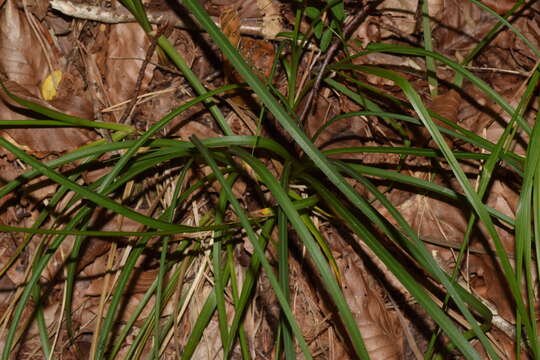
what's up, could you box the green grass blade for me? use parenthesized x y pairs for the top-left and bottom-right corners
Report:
(120, 0), (233, 136)
(355, 65), (533, 347)
(326, 162), (514, 226)
(180, 259), (233, 360)
(223, 219), (275, 356)
(213, 175), (238, 353)
(0, 137), (181, 230)
(94, 232), (157, 358)
(154, 162), (192, 358)
(324, 78), (524, 173)
(335, 161), (495, 330)
(421, 0), (438, 96)
(533, 143), (540, 356)
(229, 147), (370, 359)
(453, 0), (526, 87)
(0, 79), (133, 132)
(514, 73), (540, 356)
(190, 136), (315, 359)
(303, 174), (483, 359)
(1, 205), (95, 360)
(467, 0), (540, 57)
(0, 86), (238, 232)
(225, 242), (251, 360)
(277, 162), (295, 360)
(0, 134), (291, 201)
(357, 45), (532, 134)
(32, 284), (51, 358)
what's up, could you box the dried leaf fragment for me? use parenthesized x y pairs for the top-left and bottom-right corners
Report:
(429, 89), (462, 147)
(40, 70), (62, 100)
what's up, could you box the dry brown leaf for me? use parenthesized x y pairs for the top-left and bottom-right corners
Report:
(405, 194), (469, 247)
(23, 302), (60, 342)
(376, 0), (443, 38)
(221, 7), (241, 49)
(17, 0), (49, 20)
(220, 1), (274, 110)
(105, 23), (155, 108)
(480, 0), (518, 14)
(309, 95), (361, 149)
(323, 225), (404, 358)
(340, 252), (403, 359)
(0, 1), (96, 154)
(384, 186), (525, 328)
(221, 6), (244, 104)
(127, 268), (159, 294)
(432, 0), (494, 57)
(431, 89), (461, 129)
(83, 263), (158, 297)
(428, 89), (462, 147)
(80, 254), (109, 296)
(206, 0), (265, 20)
(207, 0), (243, 9)
(0, 242), (17, 306)
(377, 0), (418, 37)
(240, 37), (275, 79)
(0, 0), (48, 92)
(49, 70), (95, 119)
(469, 255), (516, 322)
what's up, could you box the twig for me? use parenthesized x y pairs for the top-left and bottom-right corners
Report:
(299, 0), (384, 123)
(49, 0), (281, 39)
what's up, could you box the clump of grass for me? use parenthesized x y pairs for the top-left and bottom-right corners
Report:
(0, 0), (538, 359)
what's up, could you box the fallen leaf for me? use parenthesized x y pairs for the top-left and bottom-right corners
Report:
(0, 0), (48, 92)
(105, 23), (154, 107)
(40, 70), (62, 100)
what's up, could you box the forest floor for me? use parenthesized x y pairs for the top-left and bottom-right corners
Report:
(0, 0), (538, 359)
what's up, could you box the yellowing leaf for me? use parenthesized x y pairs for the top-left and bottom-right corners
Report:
(40, 70), (62, 100)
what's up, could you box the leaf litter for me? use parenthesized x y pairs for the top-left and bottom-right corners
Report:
(0, 0), (538, 358)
